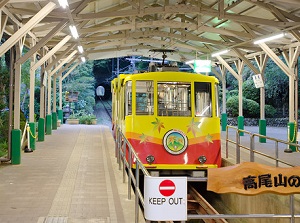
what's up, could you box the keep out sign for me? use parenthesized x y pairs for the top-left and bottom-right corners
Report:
(144, 176), (187, 221)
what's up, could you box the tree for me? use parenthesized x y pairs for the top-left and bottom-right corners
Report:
(264, 59), (289, 116)
(63, 61), (96, 115)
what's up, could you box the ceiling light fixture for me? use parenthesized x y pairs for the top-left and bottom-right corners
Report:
(69, 25), (79, 39)
(211, 49), (229, 57)
(58, 0), (68, 9)
(77, 45), (84, 53)
(254, 33), (285, 45)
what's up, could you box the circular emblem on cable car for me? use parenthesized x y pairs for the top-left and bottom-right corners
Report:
(163, 129), (188, 155)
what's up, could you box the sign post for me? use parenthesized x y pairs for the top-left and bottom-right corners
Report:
(144, 176), (187, 221)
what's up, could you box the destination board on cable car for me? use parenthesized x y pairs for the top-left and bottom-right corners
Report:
(144, 176), (187, 221)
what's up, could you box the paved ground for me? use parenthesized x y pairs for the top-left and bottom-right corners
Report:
(0, 124), (144, 223)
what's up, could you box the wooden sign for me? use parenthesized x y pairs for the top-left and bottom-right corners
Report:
(65, 91), (79, 102)
(207, 162), (300, 195)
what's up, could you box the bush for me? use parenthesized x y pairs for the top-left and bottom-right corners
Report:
(226, 96), (240, 117)
(265, 105), (276, 118)
(244, 99), (259, 118)
(226, 96), (261, 118)
(79, 113), (96, 124)
(0, 141), (8, 157)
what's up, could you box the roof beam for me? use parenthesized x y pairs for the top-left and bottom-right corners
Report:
(62, 61), (80, 81)
(45, 42), (76, 71)
(80, 20), (252, 39)
(0, 0), (9, 9)
(31, 35), (72, 71)
(18, 20), (69, 65)
(0, 2), (56, 58)
(49, 50), (78, 77)
(75, 5), (299, 27)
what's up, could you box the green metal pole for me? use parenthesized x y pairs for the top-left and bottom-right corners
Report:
(221, 113), (227, 131)
(238, 116), (244, 136)
(58, 109), (63, 125)
(28, 122), (36, 150)
(52, 112), (57, 130)
(288, 122), (296, 152)
(259, 119), (266, 143)
(46, 114), (52, 135)
(11, 129), (21, 165)
(38, 118), (45, 141)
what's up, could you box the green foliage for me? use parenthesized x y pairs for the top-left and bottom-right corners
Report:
(79, 113), (96, 124)
(226, 96), (260, 118)
(0, 56), (10, 110)
(63, 61), (96, 115)
(0, 141), (8, 157)
(242, 79), (260, 103)
(244, 99), (260, 118)
(227, 89), (238, 98)
(226, 96), (240, 117)
(264, 59), (289, 108)
(265, 105), (276, 118)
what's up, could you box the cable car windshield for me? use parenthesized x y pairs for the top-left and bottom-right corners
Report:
(157, 82), (191, 117)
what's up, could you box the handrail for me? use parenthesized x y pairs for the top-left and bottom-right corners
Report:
(115, 125), (300, 223)
(225, 125), (300, 167)
(115, 127), (150, 223)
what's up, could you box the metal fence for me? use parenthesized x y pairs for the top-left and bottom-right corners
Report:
(114, 126), (300, 223)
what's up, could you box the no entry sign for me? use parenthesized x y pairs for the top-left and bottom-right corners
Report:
(144, 176), (187, 221)
(159, 180), (176, 196)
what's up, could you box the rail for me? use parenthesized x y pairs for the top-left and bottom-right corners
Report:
(115, 127), (150, 223)
(225, 125), (300, 167)
(115, 126), (300, 223)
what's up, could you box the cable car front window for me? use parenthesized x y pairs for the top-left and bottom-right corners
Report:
(195, 82), (211, 117)
(136, 81), (154, 115)
(157, 82), (191, 116)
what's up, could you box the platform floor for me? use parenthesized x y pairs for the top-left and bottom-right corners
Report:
(0, 124), (145, 223)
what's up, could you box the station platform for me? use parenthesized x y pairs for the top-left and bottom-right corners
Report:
(0, 124), (299, 223)
(0, 124), (145, 223)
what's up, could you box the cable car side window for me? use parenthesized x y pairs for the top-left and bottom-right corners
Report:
(195, 82), (211, 117)
(125, 81), (132, 116)
(136, 81), (154, 115)
(157, 82), (191, 117)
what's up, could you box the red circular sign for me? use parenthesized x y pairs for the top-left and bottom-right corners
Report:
(159, 180), (176, 197)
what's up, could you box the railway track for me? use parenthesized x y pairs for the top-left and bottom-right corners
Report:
(145, 184), (228, 223)
(187, 185), (228, 223)
(99, 98), (112, 121)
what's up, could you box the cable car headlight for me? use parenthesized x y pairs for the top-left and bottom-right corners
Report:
(198, 155), (207, 164)
(146, 155), (155, 164)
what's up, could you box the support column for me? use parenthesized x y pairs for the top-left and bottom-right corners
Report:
(13, 38), (23, 130)
(28, 122), (36, 150)
(52, 74), (57, 130)
(287, 122), (296, 152)
(58, 75), (63, 124)
(46, 61), (52, 134)
(259, 119), (266, 143)
(216, 56), (243, 134)
(11, 129), (21, 165)
(255, 54), (268, 143)
(29, 39), (36, 123)
(236, 61), (244, 136)
(221, 65), (227, 131)
(52, 112), (57, 130)
(38, 118), (45, 141)
(46, 114), (52, 135)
